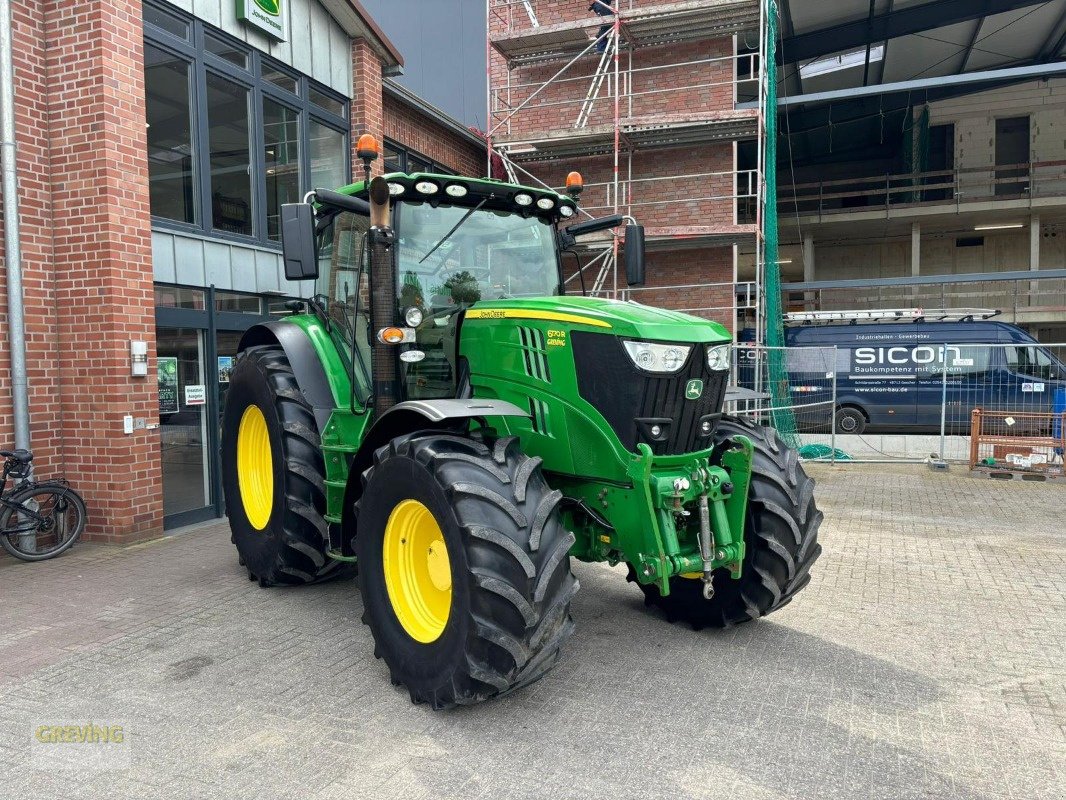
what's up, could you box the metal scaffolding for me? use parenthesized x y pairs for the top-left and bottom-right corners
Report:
(486, 0), (773, 341)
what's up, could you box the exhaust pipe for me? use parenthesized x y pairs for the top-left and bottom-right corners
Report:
(367, 176), (399, 415)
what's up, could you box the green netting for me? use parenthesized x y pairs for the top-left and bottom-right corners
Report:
(798, 444), (852, 461)
(763, 0), (799, 449)
(902, 106), (930, 203)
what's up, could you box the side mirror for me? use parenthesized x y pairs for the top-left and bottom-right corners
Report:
(624, 223), (645, 287)
(281, 203), (318, 281)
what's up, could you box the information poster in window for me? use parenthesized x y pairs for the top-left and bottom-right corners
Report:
(158, 357), (179, 415)
(218, 356), (234, 383)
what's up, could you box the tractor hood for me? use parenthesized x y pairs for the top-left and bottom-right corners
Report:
(464, 296), (732, 343)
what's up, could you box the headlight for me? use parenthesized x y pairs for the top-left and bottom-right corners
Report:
(414, 180), (439, 195)
(514, 192), (533, 207)
(536, 196), (555, 210)
(404, 306), (424, 327)
(559, 205), (574, 218)
(707, 344), (731, 371)
(387, 182), (405, 196)
(444, 183), (468, 198)
(623, 341), (691, 373)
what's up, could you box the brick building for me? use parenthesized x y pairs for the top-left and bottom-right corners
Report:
(487, 0), (764, 332)
(0, 0), (483, 537)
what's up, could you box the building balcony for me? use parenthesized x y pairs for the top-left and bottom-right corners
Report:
(778, 161), (1066, 225)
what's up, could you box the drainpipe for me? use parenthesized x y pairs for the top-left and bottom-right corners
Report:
(0, 0), (30, 452)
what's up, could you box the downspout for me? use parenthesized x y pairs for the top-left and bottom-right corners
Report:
(0, 0), (30, 451)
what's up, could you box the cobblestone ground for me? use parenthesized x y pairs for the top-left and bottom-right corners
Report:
(0, 464), (1063, 799)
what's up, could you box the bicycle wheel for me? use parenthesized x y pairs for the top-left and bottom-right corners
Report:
(0, 482), (87, 562)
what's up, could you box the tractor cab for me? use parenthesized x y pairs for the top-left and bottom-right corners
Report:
(284, 164), (643, 410)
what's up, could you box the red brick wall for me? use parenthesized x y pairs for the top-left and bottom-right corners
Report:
(633, 246), (735, 332)
(528, 147), (736, 230)
(0, 0), (163, 543)
(351, 39), (386, 177)
(493, 39), (735, 136)
(383, 93), (485, 177)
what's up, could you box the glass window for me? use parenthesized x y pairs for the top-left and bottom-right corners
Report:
(215, 291), (262, 313)
(143, 3), (350, 246)
(309, 121), (347, 191)
(383, 143), (403, 173)
(204, 32), (249, 69)
(144, 6), (189, 39)
(1006, 346), (1054, 379)
(206, 73), (253, 236)
(944, 346), (992, 375)
(145, 46), (197, 224)
(264, 100), (301, 240)
(407, 154), (431, 174)
(309, 86), (345, 117)
(263, 66), (298, 94)
(154, 286), (205, 309)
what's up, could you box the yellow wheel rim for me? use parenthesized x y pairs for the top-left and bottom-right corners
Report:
(236, 405), (273, 530)
(382, 499), (452, 643)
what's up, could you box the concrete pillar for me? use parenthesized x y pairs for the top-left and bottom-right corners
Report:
(1030, 215), (1041, 271)
(802, 234), (815, 311)
(911, 222), (921, 277)
(1030, 215), (1041, 306)
(802, 234), (815, 282)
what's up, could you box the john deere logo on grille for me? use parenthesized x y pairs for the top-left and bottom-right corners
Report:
(238, 0), (286, 40)
(685, 379), (704, 400)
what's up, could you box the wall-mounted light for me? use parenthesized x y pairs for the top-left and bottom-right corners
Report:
(974, 223), (1024, 231)
(130, 340), (148, 377)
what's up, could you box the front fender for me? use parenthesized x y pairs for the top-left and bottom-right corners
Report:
(337, 399), (529, 554)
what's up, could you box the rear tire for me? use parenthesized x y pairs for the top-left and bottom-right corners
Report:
(0, 483), (87, 562)
(356, 433), (578, 708)
(634, 415), (822, 629)
(221, 344), (340, 586)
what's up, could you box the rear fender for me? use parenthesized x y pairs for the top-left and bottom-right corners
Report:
(239, 322), (336, 431)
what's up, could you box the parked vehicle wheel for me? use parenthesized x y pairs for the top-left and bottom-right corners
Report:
(632, 415), (822, 629)
(356, 433), (578, 708)
(221, 344), (341, 586)
(834, 406), (867, 435)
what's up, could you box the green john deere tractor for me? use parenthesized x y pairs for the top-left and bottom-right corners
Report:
(221, 149), (822, 709)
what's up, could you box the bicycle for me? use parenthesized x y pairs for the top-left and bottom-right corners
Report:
(0, 449), (87, 562)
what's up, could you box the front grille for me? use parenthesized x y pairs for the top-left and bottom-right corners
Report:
(571, 332), (728, 456)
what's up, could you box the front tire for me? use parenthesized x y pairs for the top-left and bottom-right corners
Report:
(634, 415), (822, 629)
(221, 344), (339, 586)
(356, 433), (578, 708)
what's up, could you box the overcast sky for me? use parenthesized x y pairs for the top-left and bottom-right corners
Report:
(360, 0), (488, 130)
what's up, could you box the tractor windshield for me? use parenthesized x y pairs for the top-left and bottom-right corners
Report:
(396, 201), (561, 399)
(397, 202), (561, 304)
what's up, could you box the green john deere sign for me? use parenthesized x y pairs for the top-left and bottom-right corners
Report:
(685, 379), (704, 400)
(237, 0), (286, 41)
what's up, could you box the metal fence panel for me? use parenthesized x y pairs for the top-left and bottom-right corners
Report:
(729, 341), (1066, 467)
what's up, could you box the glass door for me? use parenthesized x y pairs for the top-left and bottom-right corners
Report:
(157, 326), (213, 525)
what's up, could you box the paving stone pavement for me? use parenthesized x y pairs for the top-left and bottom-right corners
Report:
(0, 463), (1063, 799)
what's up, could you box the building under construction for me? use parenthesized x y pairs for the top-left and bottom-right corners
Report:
(487, 0), (775, 338)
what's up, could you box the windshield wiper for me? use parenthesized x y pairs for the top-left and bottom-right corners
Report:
(418, 198), (488, 264)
